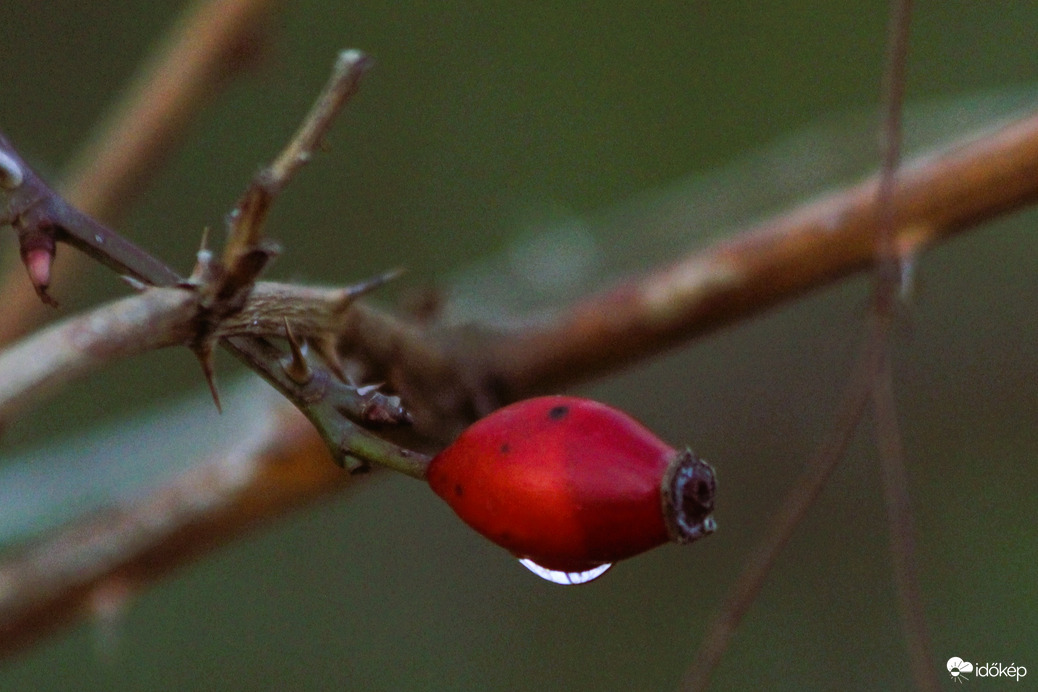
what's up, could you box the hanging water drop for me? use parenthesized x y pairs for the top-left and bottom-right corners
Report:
(518, 559), (612, 585)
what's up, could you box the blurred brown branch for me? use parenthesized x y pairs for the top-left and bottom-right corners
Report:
(364, 110), (1038, 438)
(481, 111), (1038, 399)
(0, 403), (344, 659)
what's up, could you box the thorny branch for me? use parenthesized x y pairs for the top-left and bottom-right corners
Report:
(9, 41), (1038, 455)
(0, 280), (396, 424)
(216, 49), (373, 318)
(4, 22), (1038, 673)
(0, 0), (278, 346)
(0, 52), (420, 477)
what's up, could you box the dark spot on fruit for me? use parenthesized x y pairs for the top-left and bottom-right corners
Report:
(548, 405), (569, 420)
(500, 443), (511, 454)
(453, 484), (464, 497)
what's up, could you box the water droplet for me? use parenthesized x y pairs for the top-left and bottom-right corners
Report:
(518, 559), (612, 585)
(94, 234), (104, 244)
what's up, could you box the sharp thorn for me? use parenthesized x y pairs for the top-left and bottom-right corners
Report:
(195, 228), (214, 270)
(194, 345), (222, 413)
(334, 267), (405, 312)
(281, 318), (313, 385)
(189, 228), (217, 285)
(34, 285), (58, 308)
(355, 383), (384, 396)
(18, 230), (57, 306)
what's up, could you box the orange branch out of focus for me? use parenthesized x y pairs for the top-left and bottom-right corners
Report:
(0, 405), (345, 658)
(487, 111), (1038, 398)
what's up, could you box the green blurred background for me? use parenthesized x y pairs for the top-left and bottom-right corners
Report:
(1, 1), (1036, 689)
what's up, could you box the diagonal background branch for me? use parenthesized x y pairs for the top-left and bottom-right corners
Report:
(338, 109), (1038, 440)
(481, 110), (1038, 401)
(0, 402), (345, 659)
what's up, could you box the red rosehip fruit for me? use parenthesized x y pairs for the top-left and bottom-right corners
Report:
(426, 395), (716, 584)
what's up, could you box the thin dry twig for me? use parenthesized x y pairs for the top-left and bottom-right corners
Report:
(685, 3), (940, 687)
(190, 49), (374, 414)
(226, 49), (372, 257)
(680, 326), (878, 691)
(871, 3), (938, 689)
(218, 50), (373, 307)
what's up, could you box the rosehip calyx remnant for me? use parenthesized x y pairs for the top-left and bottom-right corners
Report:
(427, 396), (717, 584)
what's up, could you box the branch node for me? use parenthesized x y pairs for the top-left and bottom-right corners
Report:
(193, 344), (222, 413)
(334, 267), (405, 313)
(280, 318), (313, 385)
(358, 389), (413, 426)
